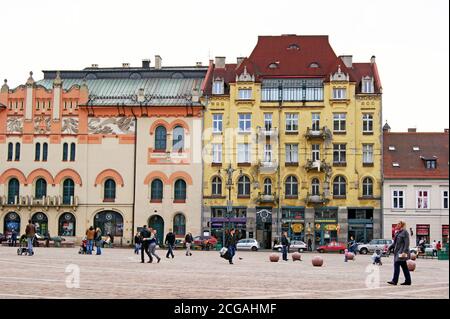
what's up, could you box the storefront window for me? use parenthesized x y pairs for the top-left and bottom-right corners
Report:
(443, 225), (449, 244)
(31, 212), (48, 236)
(94, 211), (123, 237)
(416, 224), (430, 245)
(3, 212), (20, 237)
(58, 213), (76, 236)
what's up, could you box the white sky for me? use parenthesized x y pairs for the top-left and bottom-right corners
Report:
(0, 0), (448, 132)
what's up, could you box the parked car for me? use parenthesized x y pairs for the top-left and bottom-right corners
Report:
(410, 244), (437, 256)
(193, 236), (218, 250)
(236, 238), (260, 251)
(357, 239), (393, 255)
(316, 241), (347, 253)
(273, 240), (307, 252)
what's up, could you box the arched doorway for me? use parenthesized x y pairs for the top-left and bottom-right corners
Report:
(58, 213), (76, 236)
(148, 215), (164, 244)
(94, 211), (124, 237)
(3, 212), (20, 237)
(173, 213), (186, 237)
(31, 212), (48, 236)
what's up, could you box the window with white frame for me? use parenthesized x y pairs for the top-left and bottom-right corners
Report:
(312, 113), (320, 131)
(416, 190), (429, 209)
(362, 177), (373, 197)
(212, 114), (223, 133)
(312, 144), (320, 162)
(263, 178), (272, 195)
(212, 177), (222, 196)
(264, 113), (273, 131)
(237, 143), (251, 163)
(443, 190), (449, 209)
(363, 144), (374, 164)
(362, 77), (374, 93)
(286, 113), (298, 132)
(238, 88), (252, 100)
(333, 144), (346, 164)
(333, 113), (346, 132)
(285, 144), (298, 164)
(363, 114), (373, 133)
(212, 80), (224, 95)
(264, 144), (272, 162)
(332, 88), (346, 99)
(212, 143), (222, 163)
(392, 190), (405, 209)
(238, 114), (251, 132)
(311, 178), (320, 196)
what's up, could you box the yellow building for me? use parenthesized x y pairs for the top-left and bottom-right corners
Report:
(202, 35), (382, 249)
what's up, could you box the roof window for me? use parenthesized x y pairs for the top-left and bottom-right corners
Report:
(413, 146), (420, 151)
(309, 62), (320, 68)
(388, 146), (396, 151)
(287, 44), (300, 50)
(392, 162), (400, 167)
(268, 63), (279, 69)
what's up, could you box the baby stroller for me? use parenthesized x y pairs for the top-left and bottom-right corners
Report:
(372, 248), (382, 266)
(17, 235), (30, 256)
(79, 238), (88, 254)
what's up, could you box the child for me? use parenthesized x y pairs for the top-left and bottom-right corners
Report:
(372, 248), (382, 265)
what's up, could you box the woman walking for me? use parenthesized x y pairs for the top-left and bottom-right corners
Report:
(134, 232), (141, 255)
(95, 227), (102, 255)
(185, 232), (193, 256)
(387, 220), (412, 286)
(148, 229), (161, 263)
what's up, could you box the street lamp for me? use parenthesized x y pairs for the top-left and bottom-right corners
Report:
(225, 164), (236, 244)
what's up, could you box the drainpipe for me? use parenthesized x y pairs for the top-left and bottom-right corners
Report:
(130, 106), (138, 245)
(277, 81), (283, 241)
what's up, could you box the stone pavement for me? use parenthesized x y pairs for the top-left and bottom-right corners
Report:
(0, 246), (448, 299)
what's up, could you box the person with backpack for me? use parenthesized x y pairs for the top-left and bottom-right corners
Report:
(165, 229), (176, 259)
(25, 220), (36, 256)
(184, 232), (193, 256)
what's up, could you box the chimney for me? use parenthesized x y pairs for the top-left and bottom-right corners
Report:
(370, 55), (376, 64)
(408, 128), (417, 133)
(215, 56), (226, 69)
(122, 63), (130, 68)
(236, 57), (245, 67)
(91, 64), (99, 68)
(142, 59), (150, 68)
(196, 62), (203, 67)
(155, 55), (162, 69)
(340, 55), (353, 68)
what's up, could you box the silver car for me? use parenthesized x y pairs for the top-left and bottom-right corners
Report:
(236, 239), (260, 251)
(273, 240), (308, 253)
(357, 239), (393, 255)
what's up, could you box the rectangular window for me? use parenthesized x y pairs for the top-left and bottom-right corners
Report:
(363, 144), (374, 164)
(212, 143), (222, 163)
(392, 190), (405, 209)
(312, 113), (320, 131)
(237, 143), (251, 163)
(264, 113), (273, 131)
(333, 144), (346, 164)
(212, 81), (224, 95)
(70, 143), (76, 162)
(362, 79), (374, 93)
(35, 143), (41, 161)
(443, 190), (449, 209)
(333, 113), (346, 132)
(312, 144), (320, 162)
(332, 88), (346, 99)
(7, 143), (13, 161)
(286, 113), (298, 132)
(212, 114), (223, 133)
(14, 143), (20, 161)
(238, 114), (251, 132)
(363, 114), (373, 133)
(285, 144), (298, 164)
(416, 190), (429, 209)
(238, 89), (252, 100)
(264, 144), (272, 162)
(426, 160), (437, 169)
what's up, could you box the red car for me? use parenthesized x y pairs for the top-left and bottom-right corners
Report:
(316, 241), (346, 253)
(193, 236), (218, 250)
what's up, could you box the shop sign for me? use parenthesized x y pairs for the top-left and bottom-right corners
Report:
(315, 219), (337, 223)
(442, 225), (449, 236)
(290, 223), (304, 233)
(416, 224), (430, 236)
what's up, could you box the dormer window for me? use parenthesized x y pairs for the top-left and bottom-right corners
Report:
(268, 63), (279, 69)
(362, 76), (374, 93)
(413, 146), (420, 151)
(392, 162), (400, 167)
(309, 62), (320, 68)
(425, 160), (437, 169)
(388, 146), (396, 151)
(212, 79), (224, 95)
(287, 44), (300, 50)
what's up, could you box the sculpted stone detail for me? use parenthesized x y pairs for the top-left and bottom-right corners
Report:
(62, 117), (79, 134)
(34, 116), (51, 134)
(7, 116), (23, 134)
(88, 117), (136, 135)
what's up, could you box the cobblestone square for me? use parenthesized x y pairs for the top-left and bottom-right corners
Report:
(0, 246), (448, 299)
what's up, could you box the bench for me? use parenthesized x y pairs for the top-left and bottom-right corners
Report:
(417, 252), (437, 259)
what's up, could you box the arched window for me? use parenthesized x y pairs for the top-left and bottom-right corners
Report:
(174, 179), (187, 201)
(104, 179), (116, 201)
(43, 143), (48, 161)
(212, 176), (222, 196)
(15, 143), (20, 161)
(285, 176), (298, 197)
(4, 212), (20, 236)
(70, 143), (76, 161)
(173, 213), (186, 236)
(155, 126), (167, 151)
(8, 179), (20, 204)
(35, 178), (47, 198)
(151, 179), (163, 202)
(312, 178), (320, 196)
(63, 179), (75, 205)
(172, 126), (184, 152)
(58, 213), (76, 236)
(363, 177), (374, 197)
(31, 212), (48, 236)
(333, 176), (346, 197)
(94, 211), (123, 237)
(35, 143), (41, 161)
(62, 143), (68, 161)
(238, 176), (251, 196)
(7, 143), (13, 161)
(264, 178), (272, 195)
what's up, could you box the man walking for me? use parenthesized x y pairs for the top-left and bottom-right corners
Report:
(165, 229), (176, 259)
(281, 232), (290, 261)
(225, 229), (237, 264)
(85, 226), (95, 254)
(25, 220), (36, 256)
(140, 225), (152, 263)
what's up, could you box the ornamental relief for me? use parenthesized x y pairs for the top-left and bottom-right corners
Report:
(7, 116), (23, 134)
(88, 117), (135, 135)
(34, 116), (51, 134)
(62, 117), (79, 134)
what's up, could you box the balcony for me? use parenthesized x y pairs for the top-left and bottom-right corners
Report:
(304, 159), (332, 173)
(258, 160), (278, 174)
(0, 195), (79, 211)
(305, 126), (332, 140)
(258, 127), (278, 138)
(305, 193), (329, 205)
(257, 193), (276, 203)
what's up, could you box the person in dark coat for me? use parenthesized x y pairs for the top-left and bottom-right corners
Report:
(387, 220), (412, 286)
(165, 229), (176, 259)
(140, 225), (152, 263)
(184, 232), (193, 256)
(281, 232), (290, 261)
(225, 229), (237, 264)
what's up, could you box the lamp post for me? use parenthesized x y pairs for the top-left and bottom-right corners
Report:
(225, 164), (236, 244)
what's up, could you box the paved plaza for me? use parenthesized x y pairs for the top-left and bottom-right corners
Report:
(0, 246), (448, 299)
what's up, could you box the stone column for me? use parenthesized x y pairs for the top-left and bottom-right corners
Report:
(247, 207), (256, 239)
(52, 71), (62, 121)
(25, 72), (34, 120)
(338, 207), (348, 243)
(305, 207), (315, 249)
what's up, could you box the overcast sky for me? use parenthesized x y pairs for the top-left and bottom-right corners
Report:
(1, 0), (448, 132)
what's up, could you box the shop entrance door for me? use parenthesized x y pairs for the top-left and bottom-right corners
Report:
(256, 209), (272, 249)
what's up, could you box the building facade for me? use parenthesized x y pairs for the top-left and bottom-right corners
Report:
(202, 35), (383, 248)
(382, 127), (449, 245)
(0, 58), (206, 245)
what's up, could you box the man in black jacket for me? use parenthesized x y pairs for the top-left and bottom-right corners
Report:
(225, 229), (237, 264)
(140, 225), (152, 263)
(281, 232), (290, 261)
(165, 229), (176, 258)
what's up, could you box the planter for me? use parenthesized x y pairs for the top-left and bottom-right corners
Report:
(292, 252), (302, 261)
(312, 256), (323, 267)
(269, 254), (279, 262)
(407, 260), (416, 271)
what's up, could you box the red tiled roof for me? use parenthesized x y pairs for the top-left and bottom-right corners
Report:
(383, 132), (449, 179)
(351, 63), (382, 93)
(203, 63), (237, 95)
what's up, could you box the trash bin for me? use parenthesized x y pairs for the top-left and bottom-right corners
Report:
(438, 244), (449, 260)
